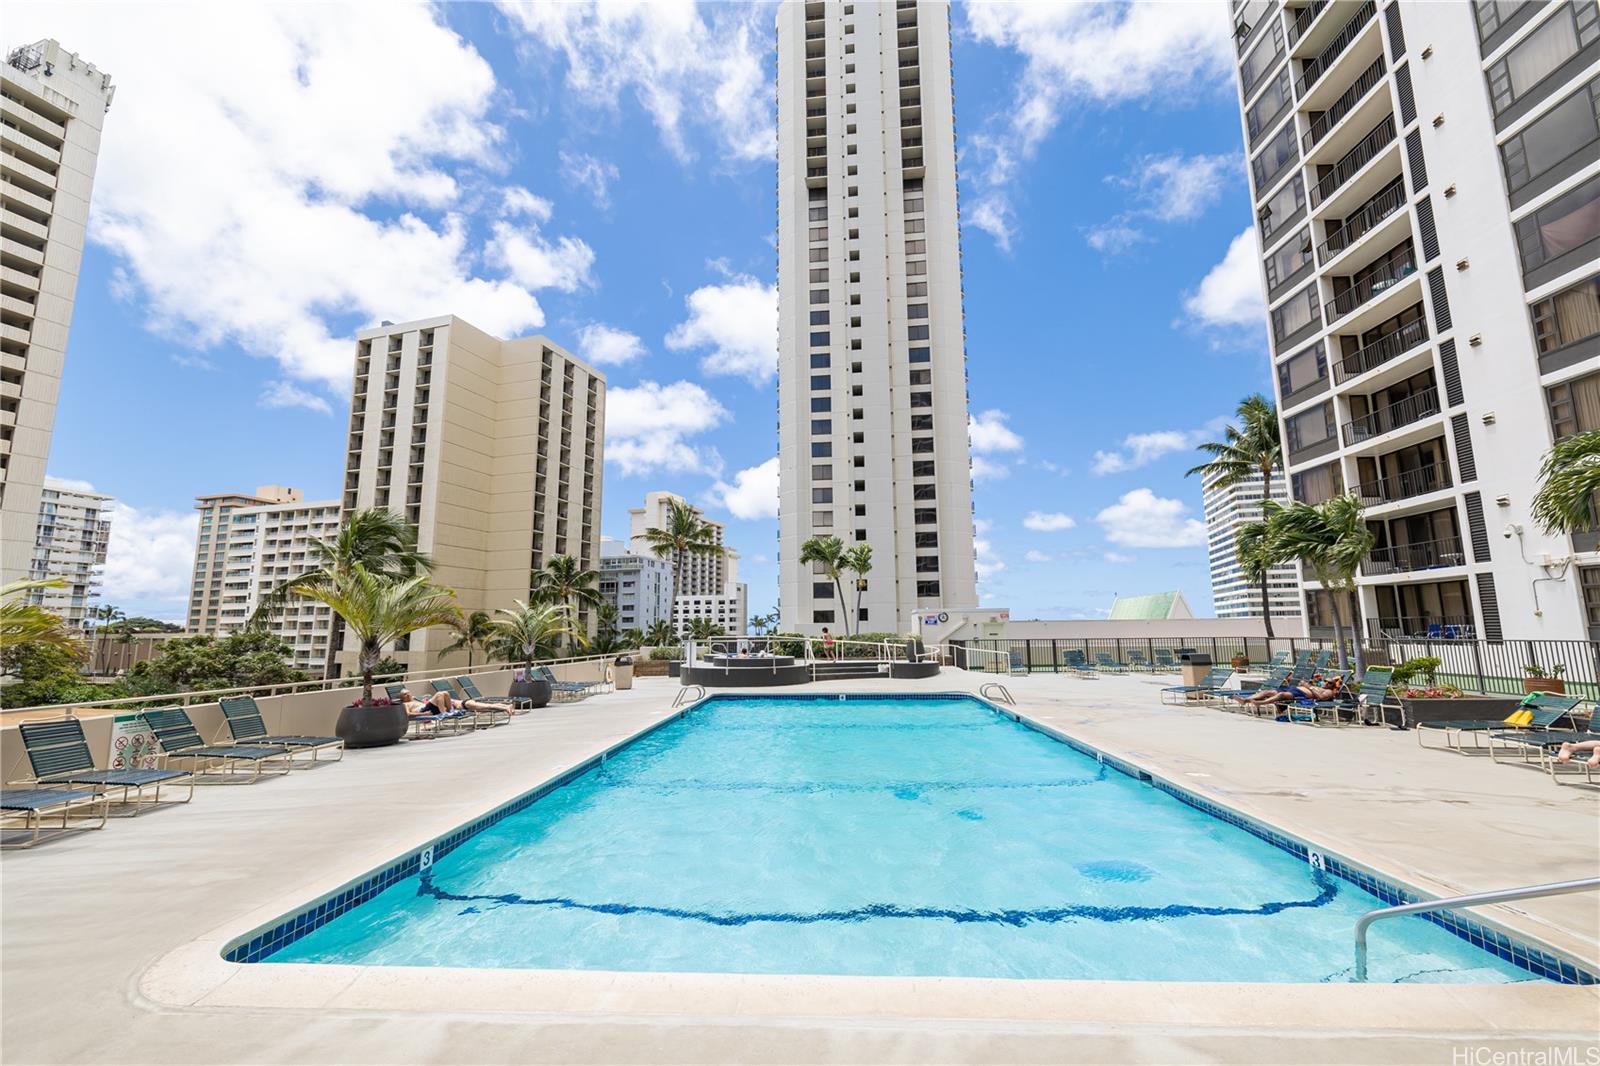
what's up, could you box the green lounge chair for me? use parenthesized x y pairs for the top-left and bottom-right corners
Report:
(1227, 665), (1294, 715)
(1, 788), (107, 848)
(1125, 650), (1154, 672)
(532, 666), (599, 700)
(1161, 666), (1233, 705)
(142, 708), (293, 782)
(383, 684), (472, 737)
(1062, 650), (1098, 678)
(1151, 649), (1178, 672)
(429, 679), (510, 727)
(219, 696), (344, 763)
(1416, 693), (1581, 752)
(1008, 649), (1028, 676)
(1487, 706), (1599, 779)
(1253, 650), (1292, 672)
(16, 718), (194, 814)
(455, 676), (528, 712)
(1094, 652), (1128, 674)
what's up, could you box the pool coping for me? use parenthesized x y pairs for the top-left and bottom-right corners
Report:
(138, 691), (1600, 1031)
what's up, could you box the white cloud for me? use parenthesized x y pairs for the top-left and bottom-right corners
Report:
(576, 322), (646, 365)
(43, 476), (98, 493)
(1023, 511), (1076, 532)
(489, 221), (596, 293)
(1103, 551), (1136, 564)
(605, 380), (728, 477)
(970, 455), (1011, 481)
(1091, 417), (1228, 475)
(1184, 226), (1267, 329)
(1095, 489), (1207, 548)
(1085, 222), (1148, 255)
(664, 273), (777, 383)
(964, 2), (1233, 248)
(973, 518), (1004, 582)
(969, 409), (1024, 453)
(1087, 152), (1235, 254)
(497, 1), (773, 165)
(1024, 550), (1053, 563)
(500, 186), (554, 222)
(3, 2), (579, 392)
(259, 380), (334, 416)
(559, 150), (620, 209)
(103, 501), (200, 617)
(169, 353), (216, 372)
(709, 457), (779, 520)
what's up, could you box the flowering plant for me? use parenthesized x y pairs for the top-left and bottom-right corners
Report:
(1397, 684), (1465, 699)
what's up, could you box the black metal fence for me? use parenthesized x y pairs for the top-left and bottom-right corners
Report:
(953, 636), (1600, 699)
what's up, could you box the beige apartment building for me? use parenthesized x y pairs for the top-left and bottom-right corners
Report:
(188, 486), (302, 633)
(0, 41), (114, 585)
(337, 315), (605, 674)
(626, 491), (749, 635)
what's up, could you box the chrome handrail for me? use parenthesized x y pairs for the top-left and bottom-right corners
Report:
(979, 682), (1015, 705)
(671, 685), (706, 708)
(1354, 877), (1600, 981)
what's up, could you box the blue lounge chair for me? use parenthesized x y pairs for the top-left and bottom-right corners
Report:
(1062, 650), (1098, 678)
(455, 676), (527, 712)
(1151, 649), (1179, 672)
(1302, 666), (1395, 727)
(17, 718), (194, 814)
(1227, 666), (1295, 715)
(1488, 705), (1599, 780)
(383, 684), (472, 736)
(1416, 694), (1580, 752)
(141, 708), (293, 782)
(1008, 650), (1028, 676)
(1125, 650), (1154, 672)
(532, 666), (599, 700)
(1161, 666), (1233, 705)
(429, 679), (510, 727)
(1094, 652), (1128, 674)
(219, 696), (345, 763)
(1, 787), (107, 848)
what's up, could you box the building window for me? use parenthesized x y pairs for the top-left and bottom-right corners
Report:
(1238, 18), (1284, 98)
(811, 289), (829, 304)
(813, 583), (834, 598)
(907, 303), (928, 319)
(905, 218), (925, 234)
(810, 226), (828, 241)
(1581, 565), (1600, 640)
(1486, 4), (1597, 115)
(1499, 79), (1600, 195)
(905, 239), (926, 254)
(909, 391), (932, 408)
(811, 397), (831, 412)
(910, 413), (933, 430)
(810, 268), (829, 282)
(1285, 402), (1336, 453)
(908, 346), (930, 363)
(908, 325), (929, 341)
(811, 374), (831, 389)
(813, 510), (833, 527)
(916, 580), (941, 598)
(906, 260), (926, 275)
(1516, 174), (1600, 275)
(916, 556), (940, 573)
(1263, 227), (1313, 291)
(1246, 68), (1293, 143)
(1545, 369), (1600, 438)
(913, 484), (937, 500)
(810, 310), (830, 325)
(810, 353), (831, 368)
(812, 442), (832, 457)
(1277, 342), (1328, 397)
(809, 248), (828, 262)
(1532, 274), (1600, 356)
(912, 437), (935, 453)
(809, 206), (827, 222)
(912, 460), (935, 477)
(810, 331), (831, 346)
(1271, 283), (1320, 346)
(1291, 460), (1344, 505)
(812, 487), (833, 503)
(915, 531), (938, 548)
(1251, 120), (1299, 193)
(905, 197), (923, 212)
(812, 464), (832, 480)
(813, 610), (835, 623)
(1474, 1), (1536, 45)
(1258, 174), (1305, 245)
(914, 508), (937, 524)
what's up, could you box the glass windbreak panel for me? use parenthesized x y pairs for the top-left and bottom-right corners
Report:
(1272, 284), (1320, 344)
(1517, 174), (1600, 274)
(1487, 5), (1597, 116)
(1278, 343), (1328, 396)
(1240, 20), (1285, 96)
(1264, 227), (1314, 290)
(1247, 69), (1294, 141)
(1500, 79), (1600, 193)
(1260, 175), (1306, 244)
(1532, 274), (1600, 355)
(1285, 401), (1336, 452)
(1252, 121), (1300, 192)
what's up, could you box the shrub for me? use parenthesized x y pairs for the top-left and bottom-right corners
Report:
(648, 645), (683, 661)
(1390, 656), (1441, 689)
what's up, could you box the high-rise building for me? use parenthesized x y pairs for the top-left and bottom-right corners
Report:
(775, 0), (977, 635)
(339, 315), (605, 673)
(185, 488), (340, 675)
(626, 491), (748, 635)
(598, 538), (674, 633)
(1230, 0), (1600, 641)
(26, 477), (110, 631)
(188, 486), (303, 633)
(1202, 467), (1303, 621)
(0, 41), (114, 586)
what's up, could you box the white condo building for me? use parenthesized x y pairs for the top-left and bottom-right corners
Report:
(0, 41), (114, 587)
(775, 0), (977, 635)
(1231, 0), (1600, 641)
(626, 491), (748, 635)
(26, 477), (110, 631)
(1202, 467), (1304, 622)
(598, 538), (674, 633)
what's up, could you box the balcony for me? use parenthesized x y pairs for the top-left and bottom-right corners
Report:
(1287, 0), (1328, 47)
(1317, 178), (1406, 265)
(1296, 0), (1376, 97)
(1341, 385), (1440, 445)
(1309, 115), (1395, 208)
(1332, 316), (1428, 382)
(1367, 615), (1475, 640)
(1303, 55), (1385, 152)
(1362, 535), (1465, 576)
(1325, 246), (1416, 321)
(1355, 460), (1451, 505)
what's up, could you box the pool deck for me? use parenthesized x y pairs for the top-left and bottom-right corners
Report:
(2, 671), (1596, 1064)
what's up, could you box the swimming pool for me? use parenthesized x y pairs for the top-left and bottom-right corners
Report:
(264, 695), (1558, 982)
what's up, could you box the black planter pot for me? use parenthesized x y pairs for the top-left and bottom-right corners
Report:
(668, 661), (682, 678)
(335, 703), (410, 748)
(508, 678), (552, 709)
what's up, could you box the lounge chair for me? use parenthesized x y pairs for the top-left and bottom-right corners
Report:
(1416, 693), (1582, 752)
(1125, 650), (1154, 672)
(218, 696), (345, 763)
(1, 788), (107, 848)
(455, 676), (528, 712)
(1487, 704), (1599, 779)
(1252, 650), (1292, 673)
(429, 680), (511, 727)
(16, 718), (194, 814)
(141, 708), (293, 782)
(1287, 670), (1365, 726)
(1094, 652), (1128, 674)
(1226, 666), (1294, 715)
(1151, 649), (1179, 673)
(1304, 666), (1395, 727)
(1062, 650), (1098, 678)
(1008, 650), (1028, 676)
(532, 666), (599, 701)
(383, 684), (472, 737)
(1161, 666), (1234, 705)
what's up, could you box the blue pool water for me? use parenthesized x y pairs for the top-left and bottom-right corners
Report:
(273, 696), (1537, 982)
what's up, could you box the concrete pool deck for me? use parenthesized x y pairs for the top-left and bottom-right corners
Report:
(2, 671), (1596, 1064)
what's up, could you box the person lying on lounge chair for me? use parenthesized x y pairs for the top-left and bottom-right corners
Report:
(1233, 675), (1345, 706)
(1556, 740), (1600, 768)
(399, 690), (467, 717)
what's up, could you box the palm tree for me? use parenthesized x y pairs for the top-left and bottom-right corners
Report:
(1187, 394), (1283, 639)
(1234, 520), (1280, 638)
(0, 579), (85, 658)
(441, 610), (494, 668)
(644, 619), (677, 648)
(843, 544), (873, 635)
(1532, 429), (1600, 534)
(799, 535), (851, 634)
(639, 498), (725, 604)
(532, 555), (603, 652)
(284, 567), (461, 706)
(686, 617), (726, 641)
(1269, 496), (1375, 677)
(89, 603), (124, 676)
(620, 627), (644, 649)
(487, 600), (580, 679)
(748, 609), (780, 636)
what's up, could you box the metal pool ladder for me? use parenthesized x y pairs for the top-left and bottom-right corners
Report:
(671, 685), (706, 708)
(979, 683), (1016, 705)
(1354, 876), (1600, 981)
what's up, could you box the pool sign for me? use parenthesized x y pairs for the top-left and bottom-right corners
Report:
(108, 714), (160, 770)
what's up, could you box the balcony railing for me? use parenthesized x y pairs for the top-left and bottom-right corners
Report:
(1288, 0), (1329, 46)
(1296, 0), (1376, 97)
(1310, 115), (1396, 207)
(1367, 615), (1476, 640)
(1337, 385), (1440, 444)
(1326, 251), (1417, 320)
(1317, 179), (1407, 264)
(1355, 460), (1452, 505)
(1333, 316), (1429, 382)
(1362, 535), (1465, 575)
(1303, 56), (1386, 152)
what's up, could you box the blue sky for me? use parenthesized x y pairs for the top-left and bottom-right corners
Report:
(13, 1), (1273, 624)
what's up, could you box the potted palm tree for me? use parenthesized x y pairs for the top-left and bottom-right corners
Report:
(284, 567), (461, 747)
(488, 600), (578, 708)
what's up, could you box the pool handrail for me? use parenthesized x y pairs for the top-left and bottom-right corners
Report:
(1353, 876), (1600, 981)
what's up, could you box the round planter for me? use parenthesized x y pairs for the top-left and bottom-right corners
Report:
(1523, 677), (1566, 695)
(1230, 656), (1250, 671)
(334, 703), (409, 748)
(508, 678), (552, 708)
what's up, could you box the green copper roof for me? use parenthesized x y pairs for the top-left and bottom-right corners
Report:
(1109, 592), (1182, 620)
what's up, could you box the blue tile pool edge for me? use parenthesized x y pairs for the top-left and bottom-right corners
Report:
(220, 691), (1597, 985)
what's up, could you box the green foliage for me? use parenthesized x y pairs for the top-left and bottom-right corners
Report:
(685, 617), (726, 640)
(640, 499), (725, 603)
(648, 645), (684, 661)
(116, 616), (183, 633)
(370, 655), (406, 680)
(0, 641), (107, 708)
(1524, 661), (1567, 679)
(799, 535), (851, 633)
(1391, 656), (1442, 688)
(126, 629), (311, 694)
(1531, 429), (1600, 535)
(766, 632), (807, 657)
(487, 600), (580, 670)
(1188, 394), (1282, 639)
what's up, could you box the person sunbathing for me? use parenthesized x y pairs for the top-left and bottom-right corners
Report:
(1234, 675), (1345, 706)
(398, 689), (459, 718)
(1556, 740), (1600, 768)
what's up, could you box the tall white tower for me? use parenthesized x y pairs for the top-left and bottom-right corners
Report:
(775, 0), (977, 635)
